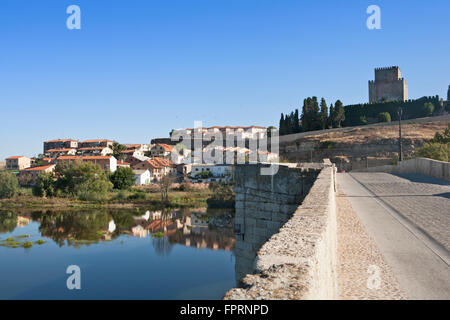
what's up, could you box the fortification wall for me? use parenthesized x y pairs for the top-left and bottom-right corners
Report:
(224, 161), (338, 300)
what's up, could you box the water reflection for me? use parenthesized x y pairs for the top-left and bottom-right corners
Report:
(0, 208), (235, 252)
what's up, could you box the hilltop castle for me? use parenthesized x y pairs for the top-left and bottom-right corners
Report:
(368, 66), (408, 103)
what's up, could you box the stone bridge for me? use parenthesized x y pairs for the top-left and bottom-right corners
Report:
(224, 157), (450, 300)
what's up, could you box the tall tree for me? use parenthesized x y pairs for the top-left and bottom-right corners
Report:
(328, 103), (335, 128)
(334, 100), (345, 127)
(320, 98), (328, 130)
(279, 113), (285, 135)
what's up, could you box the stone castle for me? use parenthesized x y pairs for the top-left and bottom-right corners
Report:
(368, 66), (408, 103)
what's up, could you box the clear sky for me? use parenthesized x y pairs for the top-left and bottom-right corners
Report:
(0, 0), (449, 160)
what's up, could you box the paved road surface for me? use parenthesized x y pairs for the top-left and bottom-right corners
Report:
(338, 172), (450, 299)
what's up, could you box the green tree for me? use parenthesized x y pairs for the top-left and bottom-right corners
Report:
(32, 171), (55, 197)
(415, 124), (450, 162)
(320, 98), (328, 129)
(377, 112), (392, 123)
(110, 167), (136, 190)
(328, 103), (335, 128)
(422, 102), (435, 117)
(112, 142), (126, 160)
(55, 161), (113, 200)
(333, 100), (345, 127)
(0, 171), (19, 199)
(416, 142), (449, 162)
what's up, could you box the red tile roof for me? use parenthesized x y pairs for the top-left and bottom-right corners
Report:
(80, 139), (113, 143)
(46, 148), (75, 152)
(45, 139), (78, 143)
(22, 164), (55, 172)
(57, 156), (113, 160)
(157, 144), (174, 152)
(6, 156), (26, 160)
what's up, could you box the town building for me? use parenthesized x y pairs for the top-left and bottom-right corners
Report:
(133, 169), (151, 185)
(77, 147), (113, 156)
(5, 156), (31, 170)
(368, 66), (408, 103)
(150, 144), (175, 158)
(44, 148), (77, 158)
(56, 155), (117, 172)
(131, 157), (174, 181)
(78, 139), (114, 149)
(43, 139), (78, 153)
(117, 160), (131, 169)
(190, 164), (232, 182)
(18, 164), (56, 186)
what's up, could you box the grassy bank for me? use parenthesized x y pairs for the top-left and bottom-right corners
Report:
(0, 188), (213, 210)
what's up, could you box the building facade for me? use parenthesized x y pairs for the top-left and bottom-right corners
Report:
(368, 66), (408, 103)
(56, 156), (117, 172)
(5, 156), (31, 170)
(43, 139), (78, 153)
(18, 164), (56, 186)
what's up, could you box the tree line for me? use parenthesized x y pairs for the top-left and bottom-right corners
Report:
(279, 97), (345, 135)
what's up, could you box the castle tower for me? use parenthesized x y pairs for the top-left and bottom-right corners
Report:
(368, 66), (408, 103)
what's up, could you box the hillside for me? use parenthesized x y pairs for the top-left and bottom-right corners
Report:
(279, 115), (449, 170)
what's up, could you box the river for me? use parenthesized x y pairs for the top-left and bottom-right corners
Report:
(0, 208), (235, 299)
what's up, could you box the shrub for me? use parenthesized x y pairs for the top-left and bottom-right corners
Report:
(0, 171), (20, 199)
(128, 190), (147, 200)
(422, 102), (435, 117)
(32, 171), (55, 198)
(54, 162), (113, 197)
(110, 167), (136, 190)
(416, 142), (449, 162)
(377, 112), (391, 123)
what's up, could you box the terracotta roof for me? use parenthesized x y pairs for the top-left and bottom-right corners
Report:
(117, 161), (130, 166)
(6, 156), (27, 160)
(22, 164), (55, 172)
(45, 139), (77, 143)
(57, 156), (113, 160)
(80, 139), (113, 143)
(157, 144), (174, 152)
(153, 157), (174, 167)
(46, 148), (75, 152)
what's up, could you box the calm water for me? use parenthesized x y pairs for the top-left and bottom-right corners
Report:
(0, 208), (236, 299)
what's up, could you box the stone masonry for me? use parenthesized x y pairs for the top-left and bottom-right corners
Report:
(226, 161), (338, 299)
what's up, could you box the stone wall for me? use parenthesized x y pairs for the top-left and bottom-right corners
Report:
(225, 162), (338, 299)
(354, 157), (450, 181)
(232, 164), (320, 282)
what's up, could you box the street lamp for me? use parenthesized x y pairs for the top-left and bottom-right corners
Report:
(397, 107), (403, 162)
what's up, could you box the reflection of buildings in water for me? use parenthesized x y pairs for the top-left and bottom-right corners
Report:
(132, 225), (149, 238)
(17, 216), (31, 227)
(108, 220), (116, 233)
(141, 211), (150, 221)
(137, 210), (235, 252)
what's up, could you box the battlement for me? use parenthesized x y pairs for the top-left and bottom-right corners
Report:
(369, 66), (408, 103)
(374, 66), (400, 71)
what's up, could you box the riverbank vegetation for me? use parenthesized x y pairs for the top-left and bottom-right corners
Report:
(415, 124), (450, 162)
(0, 162), (235, 209)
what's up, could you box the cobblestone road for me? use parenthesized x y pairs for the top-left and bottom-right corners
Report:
(349, 172), (450, 251)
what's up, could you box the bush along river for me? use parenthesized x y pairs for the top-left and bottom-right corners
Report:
(0, 207), (235, 299)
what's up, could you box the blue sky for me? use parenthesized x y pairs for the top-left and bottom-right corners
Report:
(0, 0), (449, 160)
